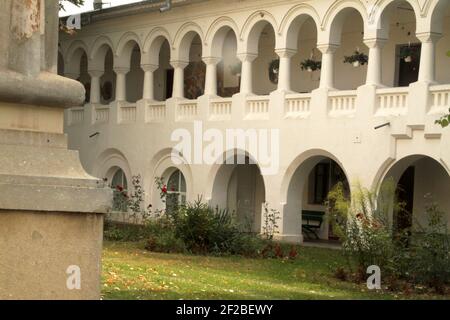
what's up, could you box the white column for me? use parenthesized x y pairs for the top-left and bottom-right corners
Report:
(364, 38), (386, 86)
(317, 44), (338, 90)
(114, 67), (129, 102)
(237, 53), (257, 95)
(88, 70), (103, 104)
(141, 64), (158, 100)
(203, 57), (221, 96)
(275, 49), (296, 92)
(170, 60), (189, 99)
(417, 32), (441, 84)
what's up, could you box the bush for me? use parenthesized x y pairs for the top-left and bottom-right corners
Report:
(327, 181), (450, 293)
(403, 202), (450, 293)
(327, 181), (397, 280)
(104, 221), (148, 242)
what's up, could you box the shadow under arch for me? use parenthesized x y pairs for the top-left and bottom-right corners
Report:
(280, 149), (350, 242)
(207, 149), (267, 232)
(375, 154), (450, 232)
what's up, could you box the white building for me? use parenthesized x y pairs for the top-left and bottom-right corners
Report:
(60, 0), (450, 243)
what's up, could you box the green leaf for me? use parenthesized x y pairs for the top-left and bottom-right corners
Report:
(441, 119), (449, 127)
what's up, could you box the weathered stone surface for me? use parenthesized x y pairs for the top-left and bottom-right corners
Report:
(0, 0), (111, 300)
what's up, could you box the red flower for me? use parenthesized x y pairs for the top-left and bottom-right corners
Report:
(116, 185), (123, 192)
(161, 185), (167, 193)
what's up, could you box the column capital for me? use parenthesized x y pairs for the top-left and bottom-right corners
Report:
(316, 43), (339, 54)
(415, 32), (442, 44)
(141, 64), (158, 73)
(170, 60), (189, 69)
(363, 38), (387, 49)
(113, 67), (130, 75)
(237, 53), (258, 63)
(88, 70), (104, 78)
(275, 48), (297, 58)
(202, 56), (221, 65)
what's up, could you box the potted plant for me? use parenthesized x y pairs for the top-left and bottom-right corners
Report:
(400, 45), (420, 63)
(300, 59), (321, 72)
(343, 50), (368, 67)
(269, 59), (279, 84)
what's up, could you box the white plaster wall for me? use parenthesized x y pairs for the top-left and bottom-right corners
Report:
(60, 0), (450, 241)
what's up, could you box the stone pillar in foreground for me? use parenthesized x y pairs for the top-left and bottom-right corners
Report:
(0, 0), (111, 300)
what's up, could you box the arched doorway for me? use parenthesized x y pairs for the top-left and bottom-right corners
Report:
(210, 153), (266, 232)
(284, 155), (349, 241)
(380, 155), (450, 233)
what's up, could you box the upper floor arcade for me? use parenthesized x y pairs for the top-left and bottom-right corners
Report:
(60, 0), (450, 130)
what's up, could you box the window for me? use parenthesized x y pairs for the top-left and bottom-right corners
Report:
(166, 170), (186, 212)
(309, 161), (348, 205)
(110, 168), (128, 212)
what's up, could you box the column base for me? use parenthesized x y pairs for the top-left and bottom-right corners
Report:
(0, 128), (111, 300)
(274, 234), (304, 244)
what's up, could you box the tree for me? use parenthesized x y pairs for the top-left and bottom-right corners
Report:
(436, 110), (450, 128)
(59, 0), (85, 11)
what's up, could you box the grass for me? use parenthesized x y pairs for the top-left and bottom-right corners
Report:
(102, 241), (449, 300)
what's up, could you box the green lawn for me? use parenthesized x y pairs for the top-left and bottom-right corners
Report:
(102, 241), (448, 300)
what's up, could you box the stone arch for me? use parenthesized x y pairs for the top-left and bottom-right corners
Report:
(142, 27), (172, 65)
(278, 3), (321, 50)
(64, 41), (89, 77)
(321, 0), (369, 45)
(92, 148), (133, 187)
(376, 154), (450, 230)
(280, 149), (349, 203)
(281, 149), (350, 242)
(370, 0), (421, 39)
(115, 32), (142, 67)
(423, 0), (450, 34)
(148, 148), (194, 209)
(89, 36), (115, 71)
(207, 149), (267, 232)
(239, 10), (278, 54)
(173, 22), (204, 61)
(204, 16), (239, 57)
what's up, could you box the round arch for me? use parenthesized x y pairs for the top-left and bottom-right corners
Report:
(92, 148), (133, 187)
(376, 154), (450, 230)
(239, 10), (278, 54)
(115, 31), (142, 66)
(321, 0), (369, 45)
(204, 17), (239, 57)
(142, 27), (172, 65)
(207, 149), (267, 232)
(278, 4), (321, 50)
(423, 0), (450, 34)
(281, 149), (350, 242)
(89, 36), (115, 70)
(173, 22), (205, 61)
(148, 148), (194, 209)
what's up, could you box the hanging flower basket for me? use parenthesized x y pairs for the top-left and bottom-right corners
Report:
(229, 61), (242, 76)
(269, 59), (279, 84)
(343, 50), (368, 67)
(400, 46), (420, 63)
(300, 59), (321, 72)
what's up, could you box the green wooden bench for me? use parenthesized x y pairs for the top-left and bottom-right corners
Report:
(302, 210), (325, 239)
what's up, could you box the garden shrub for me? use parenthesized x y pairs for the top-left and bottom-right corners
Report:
(104, 220), (148, 242)
(327, 181), (450, 293)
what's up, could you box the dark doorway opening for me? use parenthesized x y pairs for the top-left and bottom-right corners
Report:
(396, 43), (421, 87)
(395, 166), (415, 242)
(165, 68), (174, 100)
